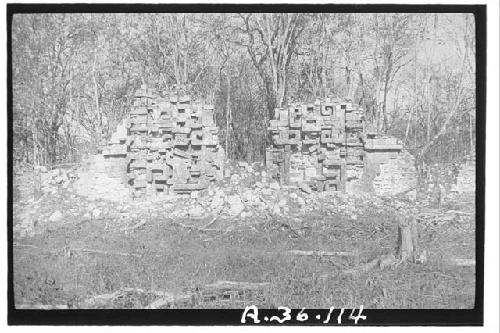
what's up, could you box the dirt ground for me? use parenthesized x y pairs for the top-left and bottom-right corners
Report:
(12, 170), (476, 309)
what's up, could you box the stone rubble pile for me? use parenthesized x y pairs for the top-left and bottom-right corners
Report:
(13, 154), (424, 240)
(101, 85), (225, 196)
(34, 166), (78, 191)
(162, 157), (403, 222)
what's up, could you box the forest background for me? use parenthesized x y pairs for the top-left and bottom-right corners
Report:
(11, 13), (476, 168)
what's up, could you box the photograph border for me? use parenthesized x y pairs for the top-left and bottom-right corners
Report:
(6, 2), (486, 326)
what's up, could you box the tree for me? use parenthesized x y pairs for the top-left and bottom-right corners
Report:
(417, 14), (475, 162)
(236, 13), (306, 117)
(369, 14), (414, 132)
(11, 13), (476, 167)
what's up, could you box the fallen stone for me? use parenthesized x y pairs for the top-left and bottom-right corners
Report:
(261, 188), (272, 196)
(188, 205), (205, 218)
(230, 174), (240, 184)
(49, 211), (63, 222)
(67, 171), (78, 180)
(40, 173), (52, 185)
(93, 208), (102, 219)
(269, 182), (280, 190)
(49, 169), (60, 177)
(227, 195), (244, 216)
(34, 165), (47, 173)
(242, 189), (261, 206)
(299, 183), (312, 194)
(238, 161), (249, 171)
(271, 204), (281, 215)
(416, 250), (428, 264)
(210, 194), (225, 210)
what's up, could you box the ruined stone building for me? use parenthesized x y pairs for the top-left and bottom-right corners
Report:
(89, 86), (415, 199)
(454, 153), (476, 193)
(99, 85), (225, 196)
(265, 99), (417, 195)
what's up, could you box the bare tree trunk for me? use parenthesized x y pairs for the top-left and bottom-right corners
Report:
(373, 14), (383, 132)
(320, 15), (328, 98)
(426, 83), (431, 144)
(405, 20), (418, 144)
(404, 107), (414, 144)
(418, 89), (464, 161)
(32, 131), (37, 166)
(419, 66), (468, 160)
(225, 74), (231, 159)
(261, 15), (279, 108)
(469, 113), (473, 154)
(92, 51), (101, 143)
(182, 15), (188, 88)
(382, 66), (391, 132)
(426, 14), (438, 144)
(348, 66), (359, 102)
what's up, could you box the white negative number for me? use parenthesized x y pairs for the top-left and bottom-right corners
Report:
(241, 305), (260, 324)
(349, 306), (367, 324)
(269, 306), (292, 323)
(296, 308), (308, 322)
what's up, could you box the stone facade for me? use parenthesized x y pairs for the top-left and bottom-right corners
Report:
(101, 85), (225, 196)
(266, 99), (364, 192)
(266, 99), (417, 195)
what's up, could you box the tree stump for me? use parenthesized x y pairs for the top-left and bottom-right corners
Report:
(396, 214), (418, 262)
(33, 168), (43, 200)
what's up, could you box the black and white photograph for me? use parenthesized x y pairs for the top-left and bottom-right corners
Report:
(5, 1), (496, 327)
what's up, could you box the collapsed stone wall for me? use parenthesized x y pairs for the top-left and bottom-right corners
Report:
(100, 85), (225, 196)
(74, 154), (130, 202)
(365, 150), (417, 195)
(265, 99), (417, 195)
(454, 155), (475, 193)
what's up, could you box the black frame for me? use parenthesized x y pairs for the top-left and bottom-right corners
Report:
(6, 3), (486, 326)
